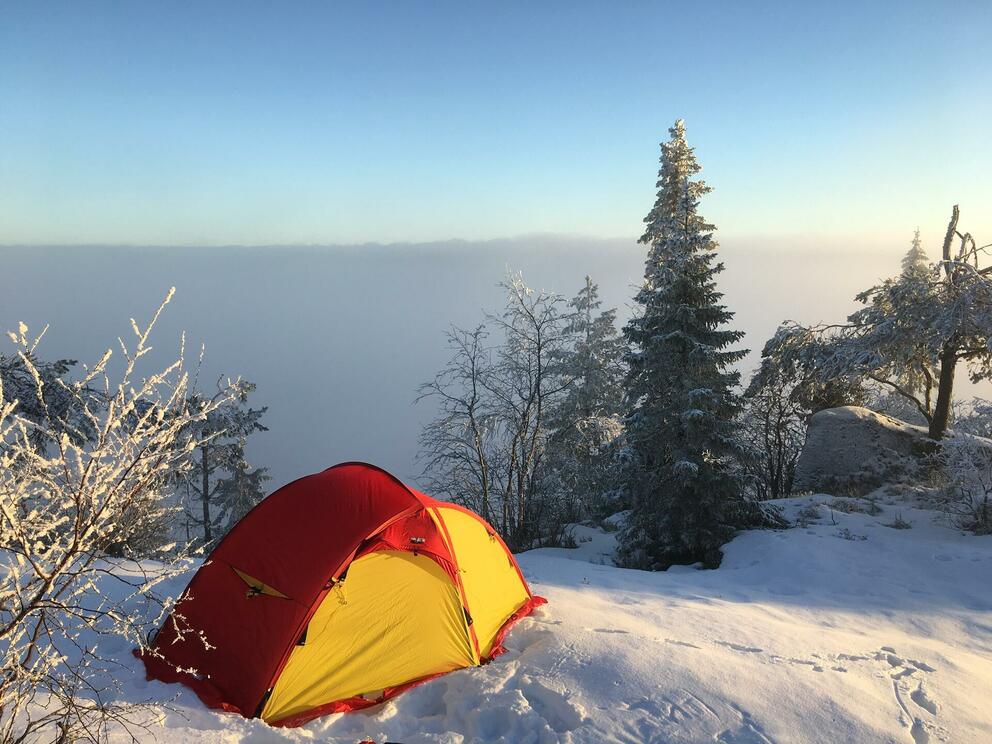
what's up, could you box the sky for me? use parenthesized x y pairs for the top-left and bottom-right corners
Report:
(2, 3), (991, 487)
(2, 1), (991, 247)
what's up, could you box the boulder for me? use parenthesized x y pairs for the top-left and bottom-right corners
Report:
(792, 406), (931, 496)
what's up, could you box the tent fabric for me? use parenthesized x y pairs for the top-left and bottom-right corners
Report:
(431, 505), (531, 658)
(261, 550), (476, 722)
(137, 462), (545, 727)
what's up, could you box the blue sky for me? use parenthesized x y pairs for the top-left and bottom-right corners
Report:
(1, 1), (989, 246)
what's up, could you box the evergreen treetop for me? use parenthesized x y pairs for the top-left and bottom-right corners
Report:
(901, 228), (929, 278)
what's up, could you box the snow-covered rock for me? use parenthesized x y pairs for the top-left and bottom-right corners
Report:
(793, 406), (931, 495)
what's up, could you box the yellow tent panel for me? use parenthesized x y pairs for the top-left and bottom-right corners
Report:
(262, 550), (475, 722)
(434, 506), (530, 658)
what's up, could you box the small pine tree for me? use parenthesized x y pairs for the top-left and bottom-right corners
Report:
(558, 276), (626, 423)
(618, 119), (749, 570)
(179, 380), (269, 546)
(544, 276), (627, 519)
(901, 228), (928, 278)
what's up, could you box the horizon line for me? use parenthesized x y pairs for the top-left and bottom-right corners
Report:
(0, 231), (914, 253)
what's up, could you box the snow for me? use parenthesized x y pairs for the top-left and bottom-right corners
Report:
(105, 494), (990, 743)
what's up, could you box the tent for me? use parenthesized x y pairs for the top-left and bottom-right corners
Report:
(138, 462), (546, 727)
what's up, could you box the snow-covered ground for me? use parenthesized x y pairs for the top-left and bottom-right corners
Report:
(115, 494), (991, 743)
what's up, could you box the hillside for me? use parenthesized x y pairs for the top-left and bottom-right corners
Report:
(113, 494), (991, 744)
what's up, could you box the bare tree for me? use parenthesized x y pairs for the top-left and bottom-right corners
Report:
(488, 273), (574, 543)
(418, 272), (573, 549)
(741, 369), (805, 500)
(417, 325), (497, 522)
(0, 291), (230, 742)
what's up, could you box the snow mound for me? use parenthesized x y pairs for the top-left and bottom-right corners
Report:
(105, 494), (990, 743)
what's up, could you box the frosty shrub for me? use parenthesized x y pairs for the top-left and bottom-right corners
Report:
(953, 398), (992, 439)
(937, 434), (992, 534)
(828, 497), (882, 516)
(0, 290), (232, 743)
(835, 527), (867, 541)
(884, 513), (913, 530)
(795, 503), (822, 528)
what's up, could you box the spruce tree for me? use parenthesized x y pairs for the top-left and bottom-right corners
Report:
(901, 228), (928, 278)
(544, 276), (627, 519)
(557, 276), (626, 425)
(618, 119), (748, 570)
(179, 380), (269, 546)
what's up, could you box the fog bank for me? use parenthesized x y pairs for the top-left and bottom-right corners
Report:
(1, 236), (940, 489)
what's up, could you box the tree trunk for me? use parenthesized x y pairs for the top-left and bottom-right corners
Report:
(930, 205), (963, 441)
(929, 345), (957, 440)
(201, 444), (211, 543)
(940, 205), (960, 279)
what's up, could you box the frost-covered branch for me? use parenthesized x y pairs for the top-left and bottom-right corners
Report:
(0, 291), (234, 742)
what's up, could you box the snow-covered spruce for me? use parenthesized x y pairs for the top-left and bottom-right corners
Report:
(176, 380), (269, 548)
(540, 276), (627, 526)
(618, 119), (751, 570)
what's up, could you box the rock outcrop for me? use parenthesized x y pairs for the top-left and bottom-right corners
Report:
(792, 406), (931, 496)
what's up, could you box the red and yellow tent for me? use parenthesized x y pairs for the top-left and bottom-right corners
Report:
(139, 462), (545, 727)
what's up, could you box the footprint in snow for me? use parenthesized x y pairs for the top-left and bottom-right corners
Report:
(911, 684), (938, 715)
(519, 678), (586, 733)
(893, 682), (933, 744)
(615, 594), (644, 606)
(876, 649), (906, 667)
(621, 691), (775, 744)
(715, 641), (763, 654)
(874, 647), (941, 744)
(664, 638), (701, 649)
